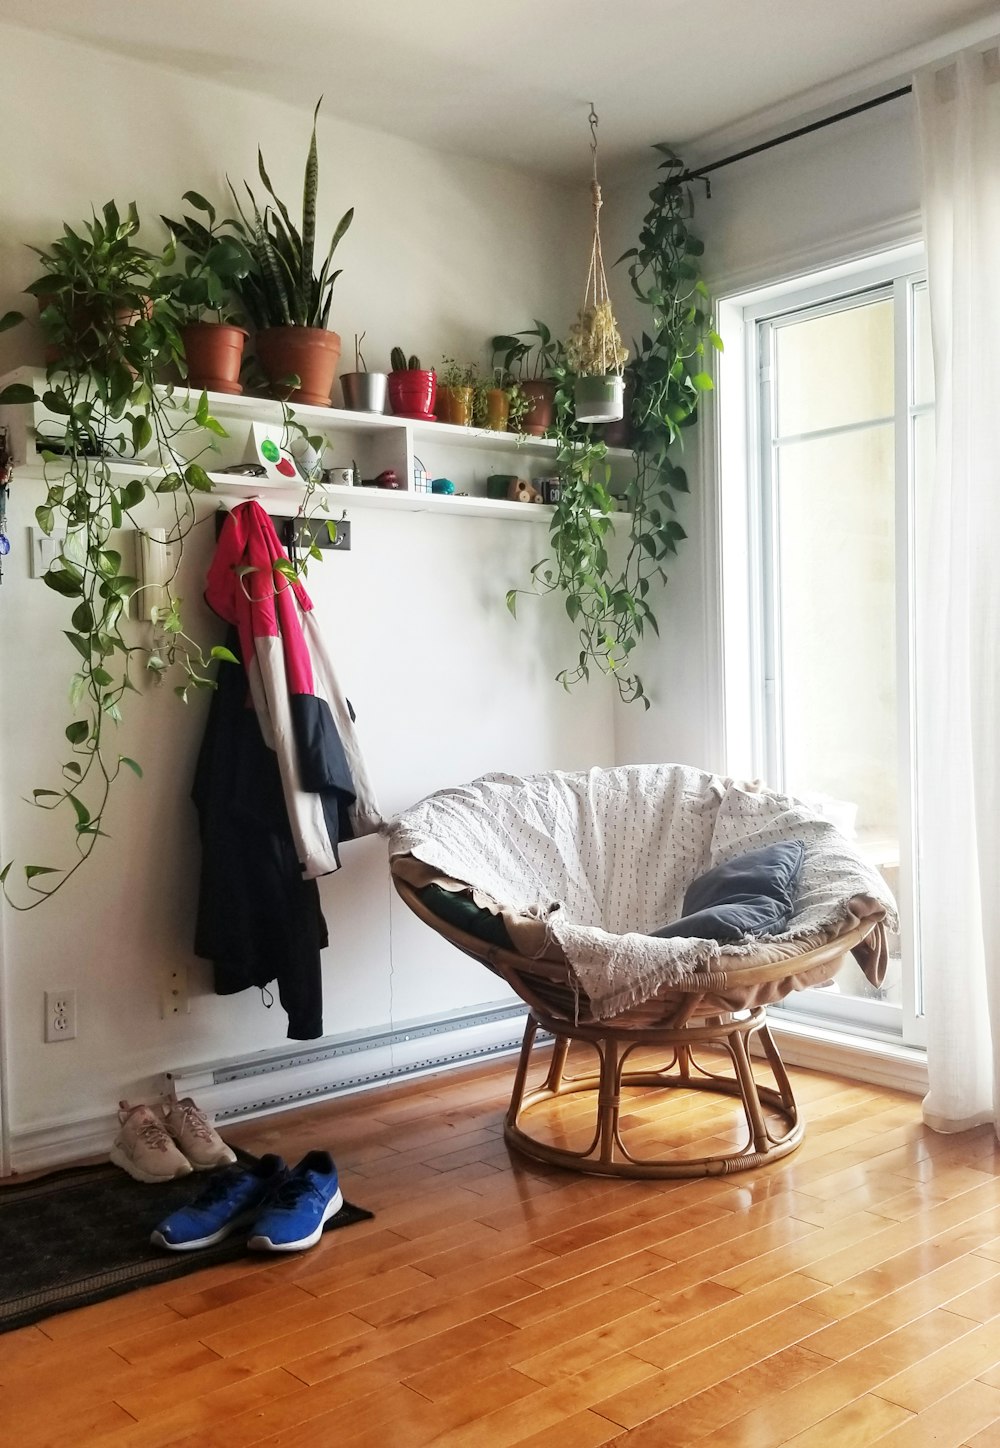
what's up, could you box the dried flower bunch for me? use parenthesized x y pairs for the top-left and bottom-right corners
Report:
(565, 299), (628, 377)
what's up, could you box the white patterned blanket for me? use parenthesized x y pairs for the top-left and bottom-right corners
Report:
(388, 764), (898, 1018)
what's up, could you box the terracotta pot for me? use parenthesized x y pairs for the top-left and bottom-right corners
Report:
(485, 389), (510, 431)
(520, 379), (556, 436)
(255, 326), (341, 406)
(435, 384), (454, 423)
(39, 293), (153, 369)
(181, 322), (247, 395)
(388, 369), (437, 418)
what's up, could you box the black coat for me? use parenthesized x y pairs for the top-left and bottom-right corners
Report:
(192, 638), (328, 1040)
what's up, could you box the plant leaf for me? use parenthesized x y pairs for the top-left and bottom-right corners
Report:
(0, 382), (36, 405)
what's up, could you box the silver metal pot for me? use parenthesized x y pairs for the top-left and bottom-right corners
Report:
(342, 371), (388, 413)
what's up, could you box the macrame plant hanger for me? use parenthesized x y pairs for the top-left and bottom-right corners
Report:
(571, 104), (626, 423)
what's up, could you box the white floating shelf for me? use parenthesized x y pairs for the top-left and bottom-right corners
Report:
(0, 366), (633, 523)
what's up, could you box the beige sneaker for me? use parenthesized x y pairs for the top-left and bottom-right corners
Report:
(158, 1097), (237, 1171)
(110, 1101), (194, 1183)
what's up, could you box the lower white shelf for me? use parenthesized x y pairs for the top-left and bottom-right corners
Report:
(212, 479), (569, 523)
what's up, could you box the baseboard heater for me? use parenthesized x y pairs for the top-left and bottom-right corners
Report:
(166, 1002), (538, 1124)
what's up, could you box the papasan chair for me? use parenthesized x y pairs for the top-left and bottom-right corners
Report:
(389, 764), (896, 1179)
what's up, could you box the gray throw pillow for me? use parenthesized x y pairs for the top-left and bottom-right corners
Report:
(651, 840), (805, 942)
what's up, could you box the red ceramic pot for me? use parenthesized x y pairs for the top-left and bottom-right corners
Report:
(388, 368), (437, 418)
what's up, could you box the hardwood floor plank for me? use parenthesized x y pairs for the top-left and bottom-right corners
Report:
(685, 1308), (978, 1447)
(492, 1248), (668, 1329)
(593, 1303), (834, 1429)
(17, 1398), (136, 1448)
(870, 1378), (1000, 1445)
(413, 1352), (658, 1448)
(872, 1311), (1000, 1413)
(776, 1392), (913, 1445)
(801, 1255), (1000, 1360)
(601, 1342), (833, 1446)
(511, 1408), (623, 1447)
(401, 1285), (662, 1401)
(87, 1368), (303, 1448)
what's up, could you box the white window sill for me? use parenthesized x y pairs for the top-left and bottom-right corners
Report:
(759, 1015), (928, 1097)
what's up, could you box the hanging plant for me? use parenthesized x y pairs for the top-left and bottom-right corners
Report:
(507, 143), (721, 707)
(565, 299), (627, 377)
(567, 107), (628, 426)
(0, 201), (331, 908)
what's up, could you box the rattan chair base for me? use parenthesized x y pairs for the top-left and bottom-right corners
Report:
(505, 1007), (802, 1179)
(389, 872), (876, 1180)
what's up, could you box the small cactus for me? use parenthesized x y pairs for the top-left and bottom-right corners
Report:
(390, 347), (421, 372)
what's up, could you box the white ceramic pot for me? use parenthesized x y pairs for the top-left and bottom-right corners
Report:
(574, 374), (624, 424)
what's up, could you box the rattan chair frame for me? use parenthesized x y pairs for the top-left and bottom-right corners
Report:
(392, 874), (872, 1179)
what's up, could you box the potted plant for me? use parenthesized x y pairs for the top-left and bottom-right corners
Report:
(0, 201), (235, 904)
(437, 357), (476, 426)
(340, 331), (387, 413)
(388, 349), (436, 419)
(506, 146), (720, 708)
(161, 192), (253, 395)
(565, 299), (628, 423)
(25, 200), (174, 374)
(490, 321), (559, 435)
(226, 98), (354, 407)
(481, 357), (529, 433)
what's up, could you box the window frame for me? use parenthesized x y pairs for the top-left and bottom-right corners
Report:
(717, 245), (927, 1049)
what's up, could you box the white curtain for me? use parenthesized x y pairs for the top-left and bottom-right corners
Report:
(915, 45), (1000, 1133)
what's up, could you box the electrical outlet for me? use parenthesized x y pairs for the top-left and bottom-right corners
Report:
(44, 989), (77, 1042)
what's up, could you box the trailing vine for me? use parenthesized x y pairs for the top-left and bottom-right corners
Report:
(0, 204), (337, 908)
(508, 146), (721, 707)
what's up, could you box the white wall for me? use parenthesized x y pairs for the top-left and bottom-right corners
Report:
(608, 99), (923, 773)
(0, 23), (605, 1152)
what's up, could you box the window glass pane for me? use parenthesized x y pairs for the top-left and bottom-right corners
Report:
(775, 423), (899, 1007)
(912, 283), (934, 407)
(776, 424), (897, 839)
(774, 299), (894, 436)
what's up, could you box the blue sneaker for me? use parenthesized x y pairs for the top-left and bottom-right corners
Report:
(247, 1150), (343, 1252)
(150, 1154), (287, 1252)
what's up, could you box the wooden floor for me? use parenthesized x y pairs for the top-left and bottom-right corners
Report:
(4, 1045), (1000, 1447)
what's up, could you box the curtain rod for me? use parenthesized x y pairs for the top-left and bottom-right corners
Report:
(672, 83), (913, 193)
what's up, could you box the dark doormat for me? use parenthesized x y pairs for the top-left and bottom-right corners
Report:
(0, 1152), (373, 1335)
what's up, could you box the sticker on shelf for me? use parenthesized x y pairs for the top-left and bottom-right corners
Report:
(244, 422), (300, 483)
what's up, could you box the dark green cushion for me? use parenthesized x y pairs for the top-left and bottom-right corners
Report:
(418, 884), (514, 949)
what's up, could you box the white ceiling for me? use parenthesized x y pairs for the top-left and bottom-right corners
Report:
(4, 0), (998, 175)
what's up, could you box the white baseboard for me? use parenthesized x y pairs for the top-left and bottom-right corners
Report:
(8, 1111), (120, 1177)
(5, 1003), (532, 1176)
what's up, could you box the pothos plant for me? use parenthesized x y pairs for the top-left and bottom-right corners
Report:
(0, 201), (330, 908)
(506, 146), (721, 706)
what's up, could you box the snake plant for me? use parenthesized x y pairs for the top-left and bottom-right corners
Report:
(227, 98), (353, 330)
